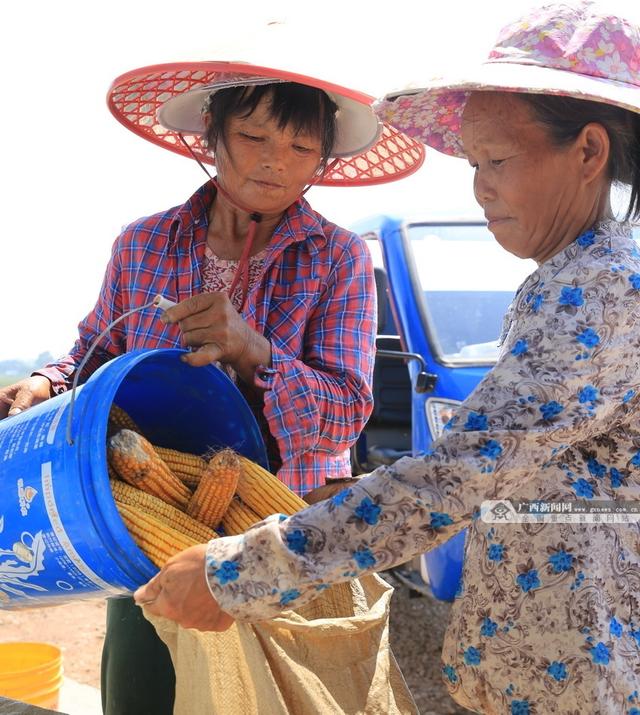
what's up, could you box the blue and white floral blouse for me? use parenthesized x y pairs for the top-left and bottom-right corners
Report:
(206, 220), (640, 715)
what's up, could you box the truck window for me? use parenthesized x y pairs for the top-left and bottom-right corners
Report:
(406, 223), (536, 363)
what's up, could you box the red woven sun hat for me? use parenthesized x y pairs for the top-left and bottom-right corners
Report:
(107, 61), (425, 187)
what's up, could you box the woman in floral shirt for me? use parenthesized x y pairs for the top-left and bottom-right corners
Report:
(137, 4), (640, 713)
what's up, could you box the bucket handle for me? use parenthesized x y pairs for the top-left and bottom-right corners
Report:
(65, 296), (175, 446)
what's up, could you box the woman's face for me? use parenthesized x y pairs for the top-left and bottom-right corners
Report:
(461, 92), (589, 264)
(213, 96), (324, 215)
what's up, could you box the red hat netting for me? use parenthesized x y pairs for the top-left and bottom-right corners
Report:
(107, 62), (425, 186)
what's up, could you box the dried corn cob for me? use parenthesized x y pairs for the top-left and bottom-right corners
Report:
(107, 461), (119, 481)
(115, 501), (205, 568)
(153, 446), (207, 489)
(108, 429), (191, 509)
(110, 479), (216, 543)
(108, 404), (142, 435)
(187, 449), (241, 528)
(221, 497), (263, 535)
(236, 456), (307, 518)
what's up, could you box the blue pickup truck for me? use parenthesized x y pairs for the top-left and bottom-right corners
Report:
(352, 215), (535, 600)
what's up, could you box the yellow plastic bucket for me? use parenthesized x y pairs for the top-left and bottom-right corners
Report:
(0, 642), (63, 709)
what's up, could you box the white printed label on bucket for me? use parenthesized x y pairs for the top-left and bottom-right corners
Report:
(46, 402), (67, 445)
(41, 462), (115, 591)
(17, 479), (38, 516)
(0, 528), (47, 604)
(0, 409), (59, 462)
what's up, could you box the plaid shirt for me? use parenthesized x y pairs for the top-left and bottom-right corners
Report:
(38, 181), (376, 495)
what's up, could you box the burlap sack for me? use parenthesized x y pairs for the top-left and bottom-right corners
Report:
(145, 573), (418, 715)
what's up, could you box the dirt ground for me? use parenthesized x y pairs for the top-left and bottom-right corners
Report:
(0, 579), (469, 715)
(387, 578), (470, 715)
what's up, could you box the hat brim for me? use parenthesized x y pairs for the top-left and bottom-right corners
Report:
(157, 79), (382, 158)
(376, 61), (640, 158)
(107, 61), (425, 187)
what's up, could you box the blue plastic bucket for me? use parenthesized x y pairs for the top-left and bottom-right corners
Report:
(0, 348), (267, 610)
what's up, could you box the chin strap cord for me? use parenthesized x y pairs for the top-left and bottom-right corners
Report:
(177, 133), (338, 310)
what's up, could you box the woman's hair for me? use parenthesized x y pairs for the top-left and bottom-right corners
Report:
(519, 93), (640, 221)
(203, 82), (338, 173)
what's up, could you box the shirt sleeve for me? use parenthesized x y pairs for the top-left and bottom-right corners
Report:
(205, 256), (640, 621)
(254, 235), (377, 459)
(33, 236), (126, 393)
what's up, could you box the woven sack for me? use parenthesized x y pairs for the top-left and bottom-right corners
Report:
(145, 573), (418, 715)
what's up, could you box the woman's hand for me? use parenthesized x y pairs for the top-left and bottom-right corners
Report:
(303, 477), (363, 505)
(134, 544), (235, 632)
(0, 376), (53, 420)
(161, 293), (271, 382)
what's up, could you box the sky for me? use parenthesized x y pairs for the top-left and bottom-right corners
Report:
(1, 0), (637, 361)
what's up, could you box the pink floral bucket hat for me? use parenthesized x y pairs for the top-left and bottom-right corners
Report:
(376, 1), (640, 158)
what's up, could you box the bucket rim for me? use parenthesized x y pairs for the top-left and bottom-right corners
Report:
(0, 641), (62, 677)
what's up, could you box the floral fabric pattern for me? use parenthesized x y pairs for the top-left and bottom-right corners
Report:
(200, 245), (267, 311)
(206, 221), (640, 714)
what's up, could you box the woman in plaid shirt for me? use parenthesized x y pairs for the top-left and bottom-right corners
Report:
(0, 79), (379, 713)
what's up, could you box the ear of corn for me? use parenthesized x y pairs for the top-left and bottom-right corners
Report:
(108, 429), (192, 510)
(115, 501), (208, 568)
(107, 427), (303, 554)
(153, 446), (207, 489)
(110, 479), (217, 543)
(236, 456), (307, 518)
(107, 461), (119, 481)
(108, 404), (142, 435)
(187, 449), (241, 528)
(221, 497), (263, 535)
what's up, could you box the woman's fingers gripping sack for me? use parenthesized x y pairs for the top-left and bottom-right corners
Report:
(134, 543), (235, 632)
